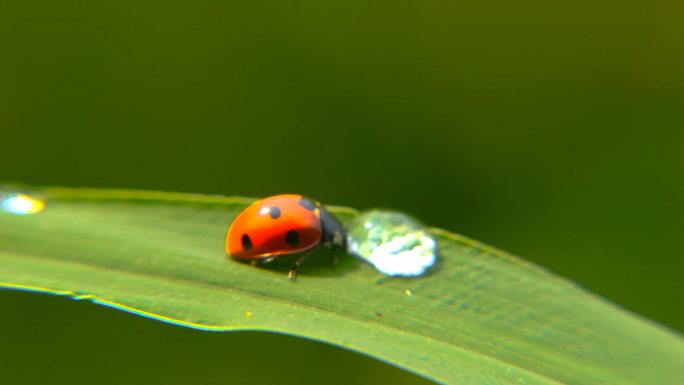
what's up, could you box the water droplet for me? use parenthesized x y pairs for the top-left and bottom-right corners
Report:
(346, 210), (437, 277)
(0, 193), (45, 215)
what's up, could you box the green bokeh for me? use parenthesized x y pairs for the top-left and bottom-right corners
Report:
(1, 1), (682, 384)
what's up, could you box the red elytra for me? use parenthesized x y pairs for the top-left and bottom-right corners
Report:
(225, 194), (346, 280)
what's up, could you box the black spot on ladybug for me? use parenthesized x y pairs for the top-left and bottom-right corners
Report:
(269, 206), (281, 219)
(299, 198), (316, 211)
(241, 234), (253, 251)
(285, 230), (299, 247)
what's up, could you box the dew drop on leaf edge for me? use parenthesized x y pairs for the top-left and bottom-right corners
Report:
(0, 192), (45, 215)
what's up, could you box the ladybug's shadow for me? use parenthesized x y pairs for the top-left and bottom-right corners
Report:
(236, 248), (361, 278)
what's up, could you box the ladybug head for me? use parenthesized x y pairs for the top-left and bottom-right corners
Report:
(319, 207), (347, 251)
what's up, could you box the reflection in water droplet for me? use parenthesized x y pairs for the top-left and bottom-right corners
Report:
(0, 193), (45, 215)
(346, 210), (437, 277)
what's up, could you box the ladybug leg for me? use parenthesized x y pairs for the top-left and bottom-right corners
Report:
(252, 257), (277, 267)
(329, 245), (346, 266)
(288, 250), (313, 281)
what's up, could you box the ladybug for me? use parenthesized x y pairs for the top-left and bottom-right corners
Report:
(226, 194), (347, 280)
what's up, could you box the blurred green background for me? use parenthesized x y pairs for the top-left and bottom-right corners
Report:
(1, 1), (682, 384)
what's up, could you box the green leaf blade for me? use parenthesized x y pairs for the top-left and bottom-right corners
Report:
(0, 188), (681, 385)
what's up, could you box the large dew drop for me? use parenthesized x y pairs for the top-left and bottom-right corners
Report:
(346, 210), (437, 277)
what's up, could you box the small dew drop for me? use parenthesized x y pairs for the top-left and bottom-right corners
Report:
(71, 291), (91, 300)
(0, 193), (45, 215)
(245, 311), (253, 318)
